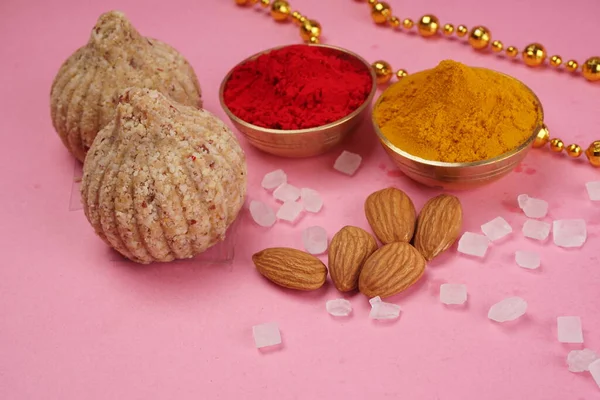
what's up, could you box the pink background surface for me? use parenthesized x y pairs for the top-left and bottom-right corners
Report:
(1, 0), (600, 398)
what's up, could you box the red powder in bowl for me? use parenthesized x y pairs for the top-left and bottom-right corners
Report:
(222, 45), (373, 130)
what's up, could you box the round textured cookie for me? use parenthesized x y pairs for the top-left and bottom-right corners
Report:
(50, 10), (202, 162)
(80, 87), (246, 264)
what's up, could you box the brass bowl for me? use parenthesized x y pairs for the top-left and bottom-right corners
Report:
(372, 70), (545, 190)
(219, 44), (377, 158)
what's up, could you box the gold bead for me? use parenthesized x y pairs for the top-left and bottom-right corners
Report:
(372, 60), (393, 85)
(371, 2), (392, 25)
(566, 60), (579, 72)
(308, 36), (319, 44)
(443, 24), (454, 36)
(582, 57), (600, 82)
(291, 11), (306, 25)
(299, 19), (322, 41)
(402, 18), (414, 30)
(522, 43), (547, 67)
(235, 0), (249, 5)
(396, 69), (408, 79)
(270, 0), (291, 21)
(468, 26), (491, 50)
(532, 124), (550, 148)
(389, 16), (400, 28)
(491, 40), (503, 52)
(367, 0), (376, 4)
(418, 15), (440, 37)
(586, 141), (600, 167)
(506, 46), (518, 58)
(260, 0), (270, 6)
(456, 25), (468, 37)
(566, 144), (582, 158)
(550, 138), (564, 152)
(550, 55), (562, 67)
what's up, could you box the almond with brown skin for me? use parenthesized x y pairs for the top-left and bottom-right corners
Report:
(365, 187), (417, 244)
(414, 194), (463, 261)
(328, 226), (378, 292)
(358, 242), (426, 299)
(252, 247), (327, 291)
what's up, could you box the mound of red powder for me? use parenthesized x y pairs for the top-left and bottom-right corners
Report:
(223, 45), (373, 130)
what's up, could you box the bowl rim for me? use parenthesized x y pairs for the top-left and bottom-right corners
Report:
(371, 67), (546, 169)
(218, 43), (378, 135)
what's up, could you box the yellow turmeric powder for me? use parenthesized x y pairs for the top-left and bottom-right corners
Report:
(373, 60), (542, 163)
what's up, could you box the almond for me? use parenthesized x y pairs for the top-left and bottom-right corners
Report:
(252, 247), (327, 291)
(358, 242), (426, 298)
(328, 226), (378, 292)
(364, 187), (417, 244)
(414, 194), (463, 261)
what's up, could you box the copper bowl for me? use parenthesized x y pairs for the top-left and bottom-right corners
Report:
(372, 69), (545, 190)
(219, 44), (377, 158)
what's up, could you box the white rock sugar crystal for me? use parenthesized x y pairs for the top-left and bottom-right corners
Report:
(261, 169), (287, 190)
(326, 299), (353, 317)
(515, 250), (540, 270)
(440, 284), (467, 305)
(457, 232), (490, 257)
(481, 216), (512, 241)
(334, 150), (362, 176)
(300, 188), (323, 213)
(522, 219), (551, 241)
(369, 300), (401, 320)
(522, 196), (549, 219)
(567, 349), (599, 373)
(590, 359), (600, 389)
(252, 322), (282, 349)
(557, 316), (584, 343)
(586, 181), (600, 201)
(525, 199), (550, 218)
(553, 219), (587, 248)
(369, 296), (382, 306)
(273, 183), (301, 203)
(488, 297), (528, 322)
(302, 226), (328, 255)
(276, 201), (303, 223)
(517, 194), (529, 209)
(249, 200), (277, 227)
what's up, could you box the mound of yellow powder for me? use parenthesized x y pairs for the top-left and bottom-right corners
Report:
(373, 60), (542, 163)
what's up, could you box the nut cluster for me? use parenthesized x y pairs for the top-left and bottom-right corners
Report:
(252, 187), (463, 300)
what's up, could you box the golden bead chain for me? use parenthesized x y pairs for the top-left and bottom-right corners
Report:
(234, 0), (600, 168)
